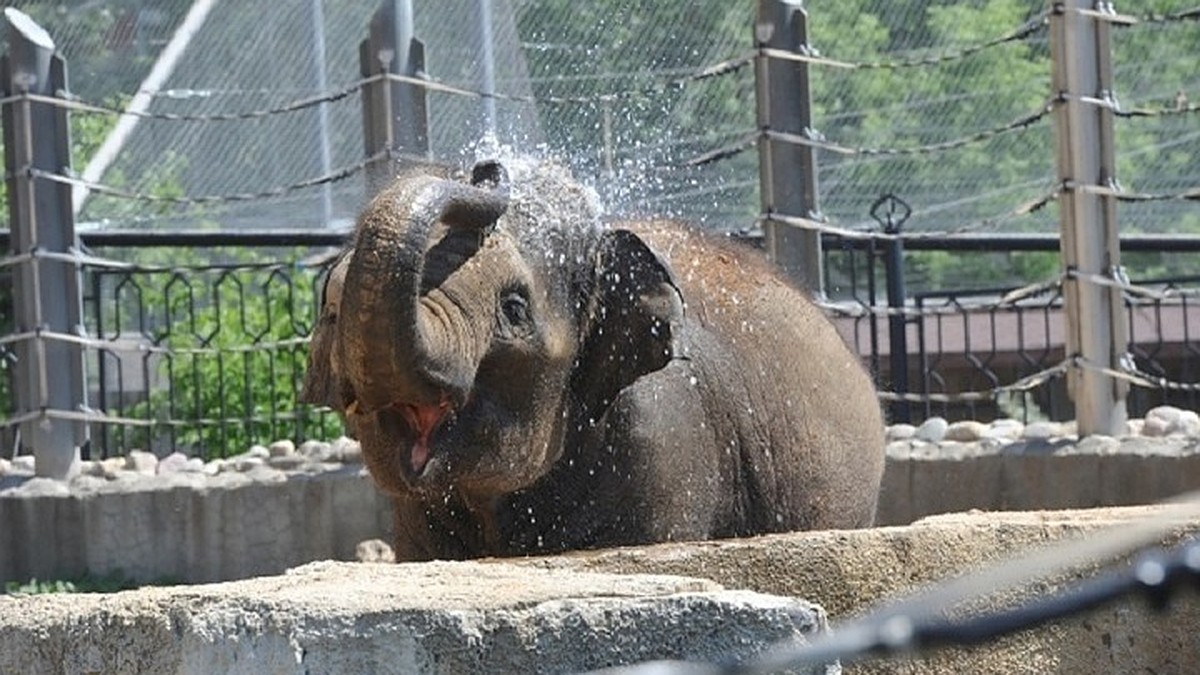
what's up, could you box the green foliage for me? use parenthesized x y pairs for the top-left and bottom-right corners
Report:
(108, 247), (341, 459)
(4, 578), (80, 594)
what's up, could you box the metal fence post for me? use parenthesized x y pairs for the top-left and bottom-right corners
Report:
(1, 9), (88, 478)
(872, 194), (912, 423)
(755, 0), (824, 296)
(1049, 0), (1128, 436)
(360, 0), (430, 197)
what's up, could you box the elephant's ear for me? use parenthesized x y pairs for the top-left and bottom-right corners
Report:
(575, 229), (684, 409)
(301, 253), (352, 411)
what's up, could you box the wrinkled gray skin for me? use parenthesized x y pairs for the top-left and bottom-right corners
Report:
(302, 159), (885, 561)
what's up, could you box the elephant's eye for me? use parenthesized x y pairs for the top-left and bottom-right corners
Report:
(500, 292), (531, 327)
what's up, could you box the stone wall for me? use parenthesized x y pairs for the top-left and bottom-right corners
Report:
(2, 418), (1199, 586)
(0, 462), (393, 585)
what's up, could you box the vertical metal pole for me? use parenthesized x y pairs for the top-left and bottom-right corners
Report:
(755, 0), (824, 296)
(477, 0), (497, 136)
(361, 0), (429, 196)
(872, 194), (911, 423)
(2, 9), (88, 478)
(864, 239), (880, 381)
(884, 235), (908, 421)
(1050, 0), (1128, 436)
(309, 0), (334, 226)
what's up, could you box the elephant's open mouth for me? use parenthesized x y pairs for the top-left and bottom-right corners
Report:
(375, 397), (456, 479)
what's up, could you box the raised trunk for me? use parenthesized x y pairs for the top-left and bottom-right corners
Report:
(339, 162), (509, 413)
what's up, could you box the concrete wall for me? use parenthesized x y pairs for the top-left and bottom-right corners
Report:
(0, 466), (393, 585)
(878, 435), (1200, 525)
(0, 561), (833, 675)
(2, 435), (1199, 586)
(526, 506), (1200, 674)
(2, 507), (1196, 674)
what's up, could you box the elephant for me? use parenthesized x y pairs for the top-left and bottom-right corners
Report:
(302, 158), (885, 562)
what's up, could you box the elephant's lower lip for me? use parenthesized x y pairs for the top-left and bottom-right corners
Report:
(381, 398), (457, 479)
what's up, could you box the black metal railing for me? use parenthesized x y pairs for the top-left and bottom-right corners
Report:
(2, 228), (1199, 458)
(823, 231), (1200, 424)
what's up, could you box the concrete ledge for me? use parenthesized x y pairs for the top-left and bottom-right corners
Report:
(525, 506), (1200, 674)
(0, 561), (832, 675)
(4, 506), (1197, 674)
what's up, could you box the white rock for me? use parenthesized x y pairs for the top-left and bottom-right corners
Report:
(125, 450), (158, 475)
(1146, 405), (1184, 426)
(156, 452), (191, 475)
(299, 440), (333, 462)
(1175, 410), (1200, 438)
(231, 456), (265, 472)
(331, 436), (361, 463)
(246, 445), (271, 460)
(99, 457), (127, 479)
(355, 538), (396, 563)
(70, 474), (107, 491)
(0, 457), (10, 475)
(1141, 406), (1200, 437)
(243, 464), (286, 484)
(182, 457), (207, 473)
(914, 417), (948, 443)
(944, 420), (988, 443)
(1141, 416), (1171, 438)
(885, 440), (915, 460)
(108, 469), (145, 484)
(268, 454), (309, 471)
(1125, 419), (1145, 437)
(885, 424), (916, 442)
(203, 459), (225, 476)
(11, 455), (35, 472)
(985, 419), (1024, 441)
(268, 440), (296, 458)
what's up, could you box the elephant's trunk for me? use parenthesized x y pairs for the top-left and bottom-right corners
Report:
(339, 161), (509, 414)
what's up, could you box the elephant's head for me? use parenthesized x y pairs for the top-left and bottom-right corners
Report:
(302, 159), (682, 501)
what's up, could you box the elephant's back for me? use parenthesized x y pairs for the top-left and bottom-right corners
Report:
(617, 220), (826, 333)
(620, 219), (886, 529)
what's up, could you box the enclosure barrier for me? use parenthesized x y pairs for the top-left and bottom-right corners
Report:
(0, 3), (1198, 474)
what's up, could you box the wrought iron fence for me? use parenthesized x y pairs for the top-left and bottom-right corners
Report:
(0, 231), (345, 460)
(2, 228), (1198, 460)
(821, 231), (1200, 425)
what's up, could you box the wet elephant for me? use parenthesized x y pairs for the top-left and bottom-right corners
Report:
(302, 159), (885, 561)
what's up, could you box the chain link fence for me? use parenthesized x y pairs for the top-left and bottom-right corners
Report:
(2, 1), (1194, 239)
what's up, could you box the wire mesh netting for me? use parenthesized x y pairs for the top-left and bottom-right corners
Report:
(1, 1), (1195, 236)
(1111, 9), (1200, 235)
